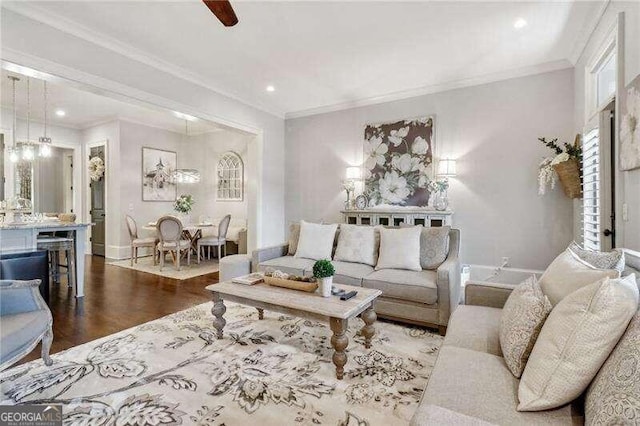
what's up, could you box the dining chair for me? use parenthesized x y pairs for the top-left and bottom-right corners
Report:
(126, 215), (159, 267)
(156, 215), (191, 271)
(197, 214), (231, 263)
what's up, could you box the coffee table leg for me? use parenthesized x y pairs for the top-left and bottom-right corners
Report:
(360, 305), (377, 349)
(330, 317), (349, 380)
(211, 293), (226, 339)
(257, 308), (264, 320)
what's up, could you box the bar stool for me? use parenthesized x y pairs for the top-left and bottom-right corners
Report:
(37, 236), (75, 289)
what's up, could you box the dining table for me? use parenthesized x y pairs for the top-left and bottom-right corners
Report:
(143, 221), (215, 256)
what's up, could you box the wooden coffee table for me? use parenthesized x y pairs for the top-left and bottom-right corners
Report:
(205, 281), (382, 380)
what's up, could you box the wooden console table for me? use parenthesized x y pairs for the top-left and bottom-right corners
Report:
(341, 208), (453, 227)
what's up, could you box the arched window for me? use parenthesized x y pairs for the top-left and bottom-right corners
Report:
(217, 152), (243, 201)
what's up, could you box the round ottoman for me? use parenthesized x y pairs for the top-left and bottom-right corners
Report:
(219, 254), (251, 281)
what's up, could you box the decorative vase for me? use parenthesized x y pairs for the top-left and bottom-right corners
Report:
(319, 276), (333, 297)
(433, 191), (449, 211)
(176, 212), (191, 225)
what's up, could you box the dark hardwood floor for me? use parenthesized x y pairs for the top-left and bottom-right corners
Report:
(21, 255), (217, 364)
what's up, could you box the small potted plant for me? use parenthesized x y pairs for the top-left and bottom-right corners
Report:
(313, 259), (335, 298)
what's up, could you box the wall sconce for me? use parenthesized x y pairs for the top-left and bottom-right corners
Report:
(437, 159), (457, 177)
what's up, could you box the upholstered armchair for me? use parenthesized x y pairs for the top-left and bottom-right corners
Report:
(0, 279), (53, 371)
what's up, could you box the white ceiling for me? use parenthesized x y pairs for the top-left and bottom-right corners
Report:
(0, 68), (221, 134)
(3, 1), (605, 118)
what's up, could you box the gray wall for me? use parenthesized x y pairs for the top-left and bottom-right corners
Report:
(285, 69), (576, 270)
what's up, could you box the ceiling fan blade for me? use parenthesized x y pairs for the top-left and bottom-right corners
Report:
(202, 0), (238, 27)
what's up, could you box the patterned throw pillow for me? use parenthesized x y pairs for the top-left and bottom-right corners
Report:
(518, 275), (639, 411)
(420, 226), (450, 270)
(568, 241), (625, 273)
(334, 224), (379, 266)
(585, 307), (640, 424)
(500, 276), (552, 378)
(287, 223), (301, 256)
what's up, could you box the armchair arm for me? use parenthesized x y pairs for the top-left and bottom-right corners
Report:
(465, 281), (515, 309)
(436, 229), (461, 327)
(251, 243), (290, 272)
(0, 279), (47, 316)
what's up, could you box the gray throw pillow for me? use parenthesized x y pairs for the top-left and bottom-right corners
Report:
(420, 226), (450, 270)
(568, 241), (625, 273)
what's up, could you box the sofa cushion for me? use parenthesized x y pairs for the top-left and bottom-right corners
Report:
(258, 256), (315, 277)
(519, 275), (639, 411)
(410, 404), (494, 426)
(421, 346), (581, 425)
(444, 305), (503, 357)
(334, 224), (378, 266)
(500, 276), (552, 378)
(585, 307), (640, 424)
(539, 248), (619, 306)
(294, 221), (338, 261)
(1, 311), (49, 362)
(363, 269), (437, 304)
(332, 261), (373, 287)
(420, 226), (450, 270)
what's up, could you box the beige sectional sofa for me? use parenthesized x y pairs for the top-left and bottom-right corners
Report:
(411, 273), (640, 425)
(251, 225), (461, 334)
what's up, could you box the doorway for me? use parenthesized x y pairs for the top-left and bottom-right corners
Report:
(90, 145), (106, 257)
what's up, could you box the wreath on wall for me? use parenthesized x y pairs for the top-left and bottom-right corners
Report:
(89, 156), (105, 182)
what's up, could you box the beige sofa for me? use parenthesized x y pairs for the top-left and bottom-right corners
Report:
(411, 273), (640, 425)
(251, 225), (461, 334)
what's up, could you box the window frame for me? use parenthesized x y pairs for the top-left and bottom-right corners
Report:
(216, 151), (244, 202)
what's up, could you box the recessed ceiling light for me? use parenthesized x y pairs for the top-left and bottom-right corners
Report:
(266, 85), (275, 92)
(514, 18), (527, 29)
(55, 109), (66, 117)
(173, 111), (198, 121)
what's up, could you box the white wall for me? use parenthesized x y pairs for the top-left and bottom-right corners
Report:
(184, 129), (251, 224)
(285, 69), (576, 270)
(573, 1), (640, 251)
(2, 8), (286, 251)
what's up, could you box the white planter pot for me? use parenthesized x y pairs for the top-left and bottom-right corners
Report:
(319, 276), (333, 297)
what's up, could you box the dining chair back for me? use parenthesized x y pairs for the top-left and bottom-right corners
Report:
(157, 215), (183, 243)
(156, 215), (190, 271)
(218, 214), (232, 240)
(125, 215), (138, 240)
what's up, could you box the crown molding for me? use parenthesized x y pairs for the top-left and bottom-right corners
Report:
(285, 60), (573, 120)
(2, 2), (285, 119)
(1, 51), (263, 136)
(568, 0), (610, 65)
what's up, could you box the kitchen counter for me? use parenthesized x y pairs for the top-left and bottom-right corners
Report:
(0, 222), (92, 297)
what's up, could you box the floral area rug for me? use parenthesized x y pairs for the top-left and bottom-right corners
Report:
(109, 257), (219, 280)
(1, 302), (443, 425)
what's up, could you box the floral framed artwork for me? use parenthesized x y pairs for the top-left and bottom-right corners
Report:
(142, 147), (177, 201)
(363, 117), (434, 206)
(621, 74), (640, 171)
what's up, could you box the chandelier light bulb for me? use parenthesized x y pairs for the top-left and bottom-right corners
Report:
(22, 145), (35, 161)
(39, 143), (52, 158)
(9, 149), (19, 163)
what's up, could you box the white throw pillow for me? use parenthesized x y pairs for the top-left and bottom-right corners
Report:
(334, 224), (378, 266)
(375, 226), (422, 271)
(539, 248), (620, 306)
(294, 220), (338, 261)
(518, 274), (639, 411)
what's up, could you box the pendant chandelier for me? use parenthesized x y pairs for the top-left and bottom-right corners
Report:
(172, 119), (201, 184)
(7, 75), (53, 163)
(7, 75), (20, 163)
(38, 80), (52, 158)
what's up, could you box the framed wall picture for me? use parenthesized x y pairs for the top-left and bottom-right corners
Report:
(620, 74), (640, 171)
(363, 116), (434, 207)
(142, 147), (177, 201)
